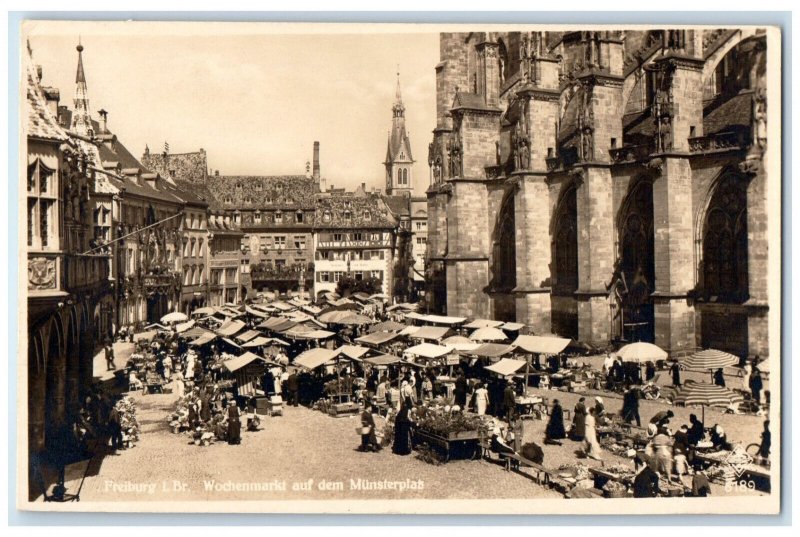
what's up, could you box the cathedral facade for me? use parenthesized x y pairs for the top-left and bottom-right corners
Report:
(425, 29), (770, 359)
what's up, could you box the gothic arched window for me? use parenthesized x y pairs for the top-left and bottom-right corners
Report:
(702, 174), (748, 301)
(552, 186), (578, 294)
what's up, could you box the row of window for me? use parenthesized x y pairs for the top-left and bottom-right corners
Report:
(315, 249), (386, 261)
(27, 160), (56, 249)
(183, 236), (206, 258)
(183, 264), (205, 286)
(251, 235), (307, 250)
(319, 209), (375, 223)
(317, 270), (383, 283)
(395, 167), (410, 186)
(209, 267), (238, 286)
(318, 232), (385, 243)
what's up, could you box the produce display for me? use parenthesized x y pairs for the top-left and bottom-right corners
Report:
(416, 410), (487, 437)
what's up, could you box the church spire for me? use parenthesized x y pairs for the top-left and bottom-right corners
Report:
(71, 39), (93, 137)
(392, 67), (405, 118)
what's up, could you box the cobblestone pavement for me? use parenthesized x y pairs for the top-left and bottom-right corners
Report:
(68, 388), (563, 502)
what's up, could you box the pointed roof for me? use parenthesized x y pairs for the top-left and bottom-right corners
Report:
(25, 44), (68, 142)
(385, 70), (414, 165)
(75, 41), (86, 83)
(71, 41), (93, 136)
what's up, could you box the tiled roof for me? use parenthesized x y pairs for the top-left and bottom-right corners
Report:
(141, 150), (208, 183)
(382, 195), (411, 218)
(314, 193), (397, 229)
(206, 175), (319, 211)
(703, 90), (753, 136)
(25, 48), (68, 142)
(451, 91), (501, 112)
(386, 121), (413, 164)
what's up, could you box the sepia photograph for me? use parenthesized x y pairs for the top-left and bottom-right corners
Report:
(17, 20), (781, 515)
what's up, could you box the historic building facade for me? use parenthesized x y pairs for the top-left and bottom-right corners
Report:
(25, 44), (112, 494)
(313, 192), (398, 298)
(426, 29), (769, 358)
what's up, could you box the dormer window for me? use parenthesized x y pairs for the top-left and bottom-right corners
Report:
(344, 210), (352, 221)
(254, 211), (262, 223)
(244, 196), (252, 204)
(236, 182), (242, 190)
(323, 210), (332, 223)
(296, 211), (304, 223)
(265, 197), (273, 204)
(363, 210), (371, 220)
(255, 183), (263, 191)
(224, 196), (233, 204)
(275, 211), (283, 223)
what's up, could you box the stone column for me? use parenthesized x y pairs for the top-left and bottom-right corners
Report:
(575, 167), (615, 344)
(651, 53), (704, 354)
(513, 175), (552, 334)
(652, 157), (696, 353)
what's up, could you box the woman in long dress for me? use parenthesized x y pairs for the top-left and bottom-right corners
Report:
(583, 408), (603, 460)
(392, 396), (414, 455)
(474, 382), (489, 416)
(545, 399), (566, 444)
(226, 400), (241, 445)
(571, 397), (587, 441)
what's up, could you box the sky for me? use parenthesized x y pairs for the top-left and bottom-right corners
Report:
(25, 22), (439, 194)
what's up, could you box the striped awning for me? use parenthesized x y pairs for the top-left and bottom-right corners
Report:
(672, 381), (745, 408)
(683, 349), (739, 370)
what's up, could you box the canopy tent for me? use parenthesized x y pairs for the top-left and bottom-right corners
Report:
(244, 306), (268, 318)
(617, 342), (668, 363)
(398, 326), (421, 337)
(191, 306), (216, 316)
(337, 345), (370, 360)
(216, 319), (246, 337)
(423, 314), (467, 326)
(161, 311), (188, 324)
(442, 335), (480, 352)
(355, 331), (400, 346)
(222, 351), (265, 373)
(285, 311), (315, 323)
(189, 332), (217, 347)
(318, 310), (355, 324)
(469, 327), (509, 342)
(283, 324), (314, 338)
(223, 352), (268, 397)
(682, 349), (739, 370)
(404, 343), (451, 359)
(500, 322), (526, 332)
(144, 323), (169, 331)
(464, 319), (505, 329)
(288, 297), (310, 307)
(221, 337), (242, 349)
(350, 292), (371, 302)
(485, 358), (527, 377)
(301, 305), (323, 316)
(235, 329), (262, 343)
(134, 330), (158, 342)
(295, 329), (336, 340)
(512, 335), (572, 355)
(368, 293), (388, 301)
(182, 326), (212, 339)
(409, 326), (451, 341)
(368, 320), (406, 333)
(242, 336), (289, 348)
(271, 301), (296, 312)
(294, 348), (338, 370)
(464, 343), (515, 359)
(403, 312), (427, 322)
(386, 302), (418, 312)
(175, 319), (196, 333)
(364, 354), (403, 366)
(338, 313), (374, 326)
(265, 319), (298, 333)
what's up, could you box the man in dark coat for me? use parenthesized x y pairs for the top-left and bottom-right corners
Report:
(454, 371), (468, 408)
(633, 456), (661, 498)
(358, 402), (381, 452)
(622, 386), (642, 426)
(687, 413), (705, 446)
(107, 405), (123, 450)
(287, 370), (300, 406)
(571, 397), (587, 441)
(227, 400), (241, 445)
(713, 367), (726, 387)
(545, 399), (566, 445)
(670, 361), (681, 386)
(750, 368), (764, 405)
(502, 381), (517, 421)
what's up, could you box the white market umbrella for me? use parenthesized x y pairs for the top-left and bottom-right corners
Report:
(617, 342), (667, 363)
(161, 311), (189, 324)
(469, 327), (508, 342)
